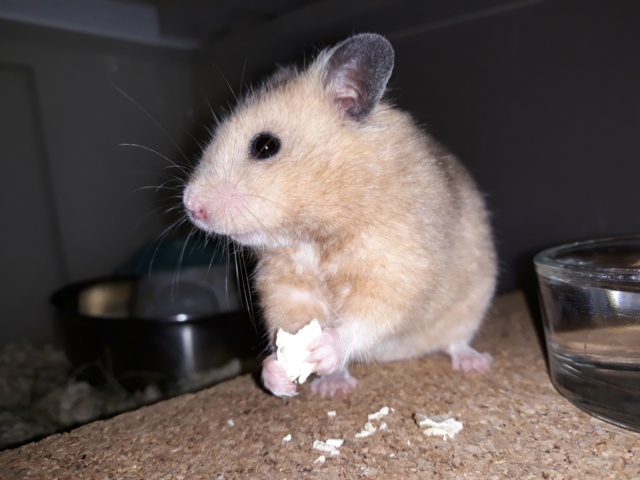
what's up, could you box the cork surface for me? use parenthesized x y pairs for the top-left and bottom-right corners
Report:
(2, 292), (639, 479)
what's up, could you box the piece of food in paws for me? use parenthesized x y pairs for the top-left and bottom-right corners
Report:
(275, 319), (323, 383)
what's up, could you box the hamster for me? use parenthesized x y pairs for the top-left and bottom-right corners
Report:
(183, 33), (497, 398)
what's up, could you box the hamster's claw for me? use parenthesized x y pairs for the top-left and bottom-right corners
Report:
(261, 354), (298, 397)
(310, 369), (358, 397)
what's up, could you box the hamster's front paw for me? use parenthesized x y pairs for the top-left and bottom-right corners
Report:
(261, 354), (298, 397)
(307, 329), (342, 375)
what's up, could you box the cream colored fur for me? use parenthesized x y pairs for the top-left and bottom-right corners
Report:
(184, 41), (497, 371)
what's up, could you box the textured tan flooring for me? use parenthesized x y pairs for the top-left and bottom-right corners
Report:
(1, 292), (639, 479)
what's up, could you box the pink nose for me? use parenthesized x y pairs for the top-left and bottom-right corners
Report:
(184, 195), (208, 222)
(188, 205), (207, 221)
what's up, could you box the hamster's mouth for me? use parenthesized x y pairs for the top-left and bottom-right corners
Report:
(229, 230), (267, 246)
(184, 208), (262, 245)
(229, 229), (290, 250)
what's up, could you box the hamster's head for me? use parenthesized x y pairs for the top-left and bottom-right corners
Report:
(183, 33), (394, 249)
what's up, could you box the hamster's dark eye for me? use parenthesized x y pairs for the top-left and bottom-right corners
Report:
(249, 132), (281, 160)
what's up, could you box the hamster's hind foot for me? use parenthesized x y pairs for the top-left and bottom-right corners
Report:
(447, 342), (493, 373)
(310, 369), (358, 397)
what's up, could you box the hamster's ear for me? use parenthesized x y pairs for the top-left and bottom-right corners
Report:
(322, 33), (394, 121)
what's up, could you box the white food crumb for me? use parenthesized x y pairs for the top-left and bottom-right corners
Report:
(283, 434), (292, 442)
(314, 456), (326, 464)
(313, 438), (344, 453)
(325, 438), (344, 448)
(275, 319), (323, 383)
(226, 419), (234, 427)
(327, 410), (337, 418)
(367, 406), (390, 421)
(354, 421), (377, 438)
(414, 413), (463, 439)
(354, 406), (391, 438)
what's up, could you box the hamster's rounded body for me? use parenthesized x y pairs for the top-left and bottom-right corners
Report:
(184, 34), (497, 397)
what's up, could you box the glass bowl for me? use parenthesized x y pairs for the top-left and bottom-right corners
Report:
(534, 235), (640, 432)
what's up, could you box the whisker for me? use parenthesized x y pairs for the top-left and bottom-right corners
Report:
(132, 199), (184, 229)
(127, 165), (180, 176)
(235, 205), (344, 324)
(235, 193), (297, 216)
(212, 64), (238, 103)
(238, 247), (258, 332)
(172, 228), (198, 294)
(232, 242), (245, 313)
(119, 143), (181, 169)
(146, 216), (191, 274)
(135, 180), (185, 194)
(239, 58), (248, 99)
(112, 84), (190, 163)
(234, 206), (291, 261)
(200, 85), (221, 129)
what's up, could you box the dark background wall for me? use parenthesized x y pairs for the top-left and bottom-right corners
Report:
(195, 0), (640, 294)
(1, 0), (639, 344)
(0, 21), (196, 344)
(390, 0), (640, 293)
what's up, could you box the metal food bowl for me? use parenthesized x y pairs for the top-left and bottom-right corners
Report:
(51, 267), (263, 391)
